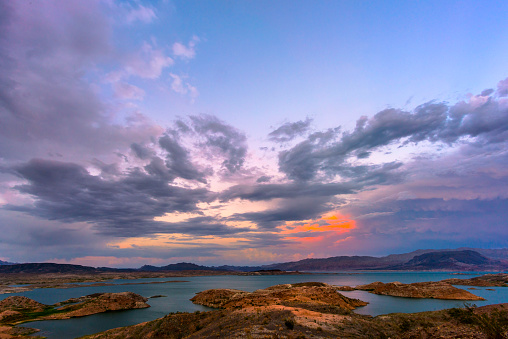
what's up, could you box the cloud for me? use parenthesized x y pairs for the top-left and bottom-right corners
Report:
(170, 73), (199, 98)
(112, 82), (145, 100)
(2, 0), (508, 267)
(268, 118), (313, 143)
(219, 182), (355, 202)
(498, 78), (508, 97)
(229, 196), (333, 229)
(190, 115), (248, 174)
(172, 36), (199, 60)
(151, 216), (249, 236)
(125, 43), (173, 79)
(126, 4), (157, 24)
(4, 158), (214, 237)
(277, 89), (508, 182)
(130, 142), (153, 160)
(158, 132), (208, 183)
(0, 1), (162, 162)
(256, 176), (271, 183)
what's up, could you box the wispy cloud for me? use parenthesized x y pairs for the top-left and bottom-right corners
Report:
(125, 4), (157, 24)
(172, 36), (200, 60)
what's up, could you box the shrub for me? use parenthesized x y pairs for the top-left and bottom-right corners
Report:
(284, 318), (295, 330)
(474, 310), (508, 339)
(399, 318), (412, 332)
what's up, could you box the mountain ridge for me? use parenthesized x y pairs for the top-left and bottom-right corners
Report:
(1, 248), (507, 274)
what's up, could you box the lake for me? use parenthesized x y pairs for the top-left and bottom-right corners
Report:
(2, 272), (507, 339)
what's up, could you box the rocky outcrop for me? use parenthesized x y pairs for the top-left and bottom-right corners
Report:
(336, 285), (355, 291)
(191, 282), (367, 311)
(0, 296), (46, 313)
(46, 292), (149, 319)
(356, 281), (485, 300)
(84, 286), (508, 339)
(442, 273), (508, 287)
(0, 292), (149, 326)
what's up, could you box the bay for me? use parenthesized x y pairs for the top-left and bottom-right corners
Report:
(2, 272), (506, 339)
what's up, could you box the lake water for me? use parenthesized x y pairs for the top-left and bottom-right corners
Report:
(2, 272), (507, 339)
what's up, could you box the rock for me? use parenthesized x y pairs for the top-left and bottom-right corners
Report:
(441, 273), (508, 287)
(355, 281), (484, 300)
(0, 296), (46, 313)
(336, 285), (355, 291)
(0, 292), (150, 327)
(190, 289), (248, 308)
(191, 282), (367, 311)
(47, 292), (149, 319)
(0, 310), (21, 322)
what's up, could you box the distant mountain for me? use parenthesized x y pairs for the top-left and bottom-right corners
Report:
(387, 250), (508, 271)
(0, 263), (99, 274)
(0, 260), (15, 266)
(1, 248), (507, 274)
(458, 248), (508, 261)
(135, 249), (508, 272)
(139, 262), (225, 272)
(260, 249), (508, 272)
(262, 255), (400, 271)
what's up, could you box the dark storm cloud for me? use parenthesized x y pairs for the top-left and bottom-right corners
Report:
(278, 91), (508, 181)
(228, 196), (332, 229)
(220, 182), (356, 202)
(131, 143), (152, 159)
(3, 159), (216, 237)
(190, 115), (248, 173)
(158, 133), (207, 183)
(156, 216), (250, 236)
(256, 176), (271, 183)
(278, 140), (320, 181)
(91, 158), (120, 176)
(268, 118), (313, 143)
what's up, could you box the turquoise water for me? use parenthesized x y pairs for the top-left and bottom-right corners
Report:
(2, 272), (506, 338)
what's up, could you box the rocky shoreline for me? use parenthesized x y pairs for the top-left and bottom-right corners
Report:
(354, 281), (485, 300)
(0, 292), (149, 338)
(0, 273), (506, 338)
(83, 281), (508, 338)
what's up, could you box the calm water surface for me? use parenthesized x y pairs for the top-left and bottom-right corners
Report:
(3, 272), (507, 339)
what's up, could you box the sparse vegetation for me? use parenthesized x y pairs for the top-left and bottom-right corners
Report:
(284, 318), (295, 330)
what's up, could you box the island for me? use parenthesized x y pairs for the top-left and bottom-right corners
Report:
(82, 282), (508, 339)
(355, 281), (485, 300)
(0, 292), (149, 338)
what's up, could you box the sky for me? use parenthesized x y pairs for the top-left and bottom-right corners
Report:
(1, 0), (508, 268)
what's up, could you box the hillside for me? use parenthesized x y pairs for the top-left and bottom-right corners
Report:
(0, 263), (99, 274)
(387, 250), (507, 271)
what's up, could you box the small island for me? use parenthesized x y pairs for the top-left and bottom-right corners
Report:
(0, 292), (149, 338)
(355, 281), (485, 300)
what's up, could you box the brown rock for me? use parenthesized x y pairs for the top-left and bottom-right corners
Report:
(191, 282), (367, 311)
(442, 273), (508, 287)
(336, 285), (355, 291)
(356, 281), (484, 300)
(45, 292), (149, 319)
(0, 296), (45, 313)
(0, 310), (21, 322)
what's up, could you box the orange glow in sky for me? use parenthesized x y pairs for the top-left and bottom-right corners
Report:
(280, 213), (356, 235)
(279, 212), (356, 248)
